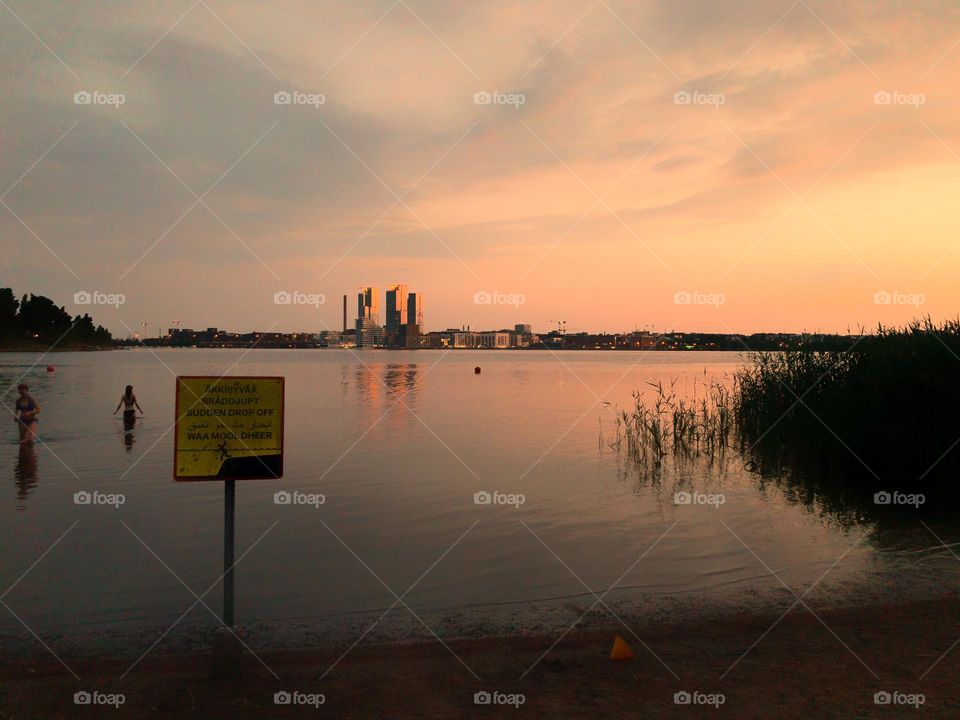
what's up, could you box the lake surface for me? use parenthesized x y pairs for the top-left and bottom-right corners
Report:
(1, 349), (956, 655)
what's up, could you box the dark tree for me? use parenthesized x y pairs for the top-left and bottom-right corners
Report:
(0, 288), (19, 340)
(18, 293), (74, 344)
(0, 288), (114, 347)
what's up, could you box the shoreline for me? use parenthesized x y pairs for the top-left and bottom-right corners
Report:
(2, 547), (938, 662)
(4, 345), (751, 352)
(3, 593), (959, 718)
(0, 345), (113, 353)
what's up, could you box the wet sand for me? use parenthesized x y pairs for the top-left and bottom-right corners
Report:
(3, 594), (960, 718)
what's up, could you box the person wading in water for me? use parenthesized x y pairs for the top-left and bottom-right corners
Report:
(14, 384), (40, 445)
(113, 385), (143, 430)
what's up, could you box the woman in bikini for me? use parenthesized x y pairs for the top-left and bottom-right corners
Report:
(14, 384), (40, 445)
(113, 385), (143, 430)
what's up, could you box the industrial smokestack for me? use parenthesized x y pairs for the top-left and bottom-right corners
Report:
(342, 294), (347, 332)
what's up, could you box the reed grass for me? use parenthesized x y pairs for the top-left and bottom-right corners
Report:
(607, 318), (960, 492)
(733, 317), (960, 487)
(604, 377), (735, 470)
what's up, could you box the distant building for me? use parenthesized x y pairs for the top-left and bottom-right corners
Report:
(425, 332), (448, 349)
(357, 286), (378, 322)
(479, 332), (511, 349)
(513, 323), (534, 347)
(626, 331), (657, 350)
(425, 329), (516, 349)
(356, 287), (383, 347)
(385, 284), (408, 336)
(451, 331), (479, 348)
(407, 292), (423, 329)
(404, 292), (424, 348)
(319, 330), (343, 347)
(355, 318), (384, 347)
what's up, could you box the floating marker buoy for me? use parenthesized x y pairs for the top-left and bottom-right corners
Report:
(46, 365), (55, 373)
(610, 634), (634, 661)
(474, 366), (481, 374)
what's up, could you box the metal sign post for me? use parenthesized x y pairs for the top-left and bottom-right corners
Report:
(173, 376), (284, 638)
(224, 479), (236, 627)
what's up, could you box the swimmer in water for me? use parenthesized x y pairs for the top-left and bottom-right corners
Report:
(14, 383), (40, 445)
(113, 385), (143, 428)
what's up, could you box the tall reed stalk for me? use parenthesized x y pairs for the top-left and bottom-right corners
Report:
(605, 377), (735, 470)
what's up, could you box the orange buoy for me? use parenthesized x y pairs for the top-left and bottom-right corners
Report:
(474, 366), (481, 374)
(610, 634), (634, 661)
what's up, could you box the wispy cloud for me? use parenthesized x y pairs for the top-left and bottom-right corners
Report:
(3, 0), (960, 332)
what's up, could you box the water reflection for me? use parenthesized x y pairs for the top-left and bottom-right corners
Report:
(14, 444), (38, 508)
(116, 415), (138, 451)
(353, 365), (381, 401)
(617, 452), (737, 523)
(354, 363), (420, 401)
(353, 362), (420, 396)
(611, 425), (960, 555)
(383, 363), (418, 393)
(746, 450), (958, 552)
(350, 363), (421, 426)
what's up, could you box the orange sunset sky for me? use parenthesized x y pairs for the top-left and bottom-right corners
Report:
(2, 1), (960, 335)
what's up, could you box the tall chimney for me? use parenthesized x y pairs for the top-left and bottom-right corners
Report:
(342, 294), (347, 332)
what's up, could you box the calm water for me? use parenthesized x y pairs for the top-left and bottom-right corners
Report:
(0, 350), (954, 652)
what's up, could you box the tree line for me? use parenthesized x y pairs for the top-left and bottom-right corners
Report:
(0, 288), (113, 348)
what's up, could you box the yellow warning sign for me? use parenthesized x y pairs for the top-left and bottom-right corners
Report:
(174, 376), (284, 480)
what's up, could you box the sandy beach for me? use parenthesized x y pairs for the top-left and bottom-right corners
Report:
(3, 594), (959, 719)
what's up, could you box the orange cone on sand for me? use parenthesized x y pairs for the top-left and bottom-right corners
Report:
(610, 634), (634, 661)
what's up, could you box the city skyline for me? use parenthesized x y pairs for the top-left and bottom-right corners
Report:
(92, 280), (933, 341)
(29, 274), (933, 341)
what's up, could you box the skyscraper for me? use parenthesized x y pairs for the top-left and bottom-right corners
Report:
(357, 286), (378, 322)
(385, 284), (408, 336)
(356, 287), (383, 347)
(407, 292), (423, 329)
(405, 292), (424, 349)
